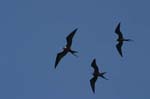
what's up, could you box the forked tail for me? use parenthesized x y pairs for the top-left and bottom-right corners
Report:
(100, 72), (108, 80)
(69, 50), (78, 57)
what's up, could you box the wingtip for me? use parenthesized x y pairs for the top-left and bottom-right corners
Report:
(73, 28), (78, 33)
(92, 90), (95, 93)
(118, 52), (123, 57)
(92, 87), (95, 93)
(115, 22), (121, 27)
(93, 58), (96, 62)
(90, 80), (95, 93)
(75, 27), (78, 30)
(120, 54), (123, 57)
(54, 64), (57, 69)
(91, 58), (96, 67)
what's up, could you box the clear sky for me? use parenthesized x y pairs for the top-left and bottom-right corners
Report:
(0, 0), (150, 99)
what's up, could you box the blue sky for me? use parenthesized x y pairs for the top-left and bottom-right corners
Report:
(0, 0), (150, 99)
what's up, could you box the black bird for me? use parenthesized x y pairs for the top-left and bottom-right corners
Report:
(115, 22), (132, 57)
(90, 59), (108, 93)
(54, 28), (78, 68)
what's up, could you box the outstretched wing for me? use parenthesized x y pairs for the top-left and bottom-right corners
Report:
(55, 50), (68, 68)
(115, 22), (123, 39)
(90, 76), (98, 93)
(116, 41), (123, 57)
(91, 59), (99, 73)
(66, 28), (78, 48)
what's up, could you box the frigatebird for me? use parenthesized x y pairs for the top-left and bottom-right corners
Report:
(90, 59), (108, 93)
(54, 28), (78, 68)
(115, 22), (132, 57)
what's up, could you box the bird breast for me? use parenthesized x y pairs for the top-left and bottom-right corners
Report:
(63, 47), (70, 51)
(93, 72), (99, 76)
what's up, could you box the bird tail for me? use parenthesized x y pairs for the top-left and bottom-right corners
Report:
(100, 72), (108, 80)
(69, 50), (78, 57)
(125, 39), (133, 41)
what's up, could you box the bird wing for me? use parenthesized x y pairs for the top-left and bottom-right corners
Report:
(91, 59), (99, 73)
(66, 28), (78, 48)
(115, 22), (123, 39)
(55, 50), (68, 68)
(116, 41), (123, 57)
(90, 76), (98, 93)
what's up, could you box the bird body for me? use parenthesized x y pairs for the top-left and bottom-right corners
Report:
(54, 28), (78, 68)
(90, 59), (108, 93)
(115, 22), (132, 57)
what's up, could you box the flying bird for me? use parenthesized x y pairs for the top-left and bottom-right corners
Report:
(90, 59), (108, 93)
(54, 28), (78, 68)
(115, 22), (132, 57)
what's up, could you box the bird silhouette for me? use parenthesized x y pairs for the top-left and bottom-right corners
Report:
(54, 28), (78, 68)
(90, 59), (108, 93)
(115, 22), (132, 57)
